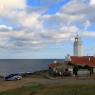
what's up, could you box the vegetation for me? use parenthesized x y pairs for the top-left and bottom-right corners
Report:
(0, 83), (95, 95)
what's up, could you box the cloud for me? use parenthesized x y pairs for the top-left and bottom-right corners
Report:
(40, 26), (79, 43)
(0, 0), (26, 16)
(60, 0), (87, 14)
(41, 0), (95, 42)
(0, 24), (13, 31)
(0, 30), (45, 49)
(0, 0), (46, 49)
(0, 0), (25, 8)
(0, 0), (95, 50)
(59, 0), (95, 28)
(90, 0), (95, 5)
(20, 13), (43, 28)
(0, 24), (79, 49)
(82, 31), (95, 37)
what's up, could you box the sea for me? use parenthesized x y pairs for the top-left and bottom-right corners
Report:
(0, 59), (64, 76)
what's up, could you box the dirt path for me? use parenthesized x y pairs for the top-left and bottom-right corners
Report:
(0, 76), (95, 92)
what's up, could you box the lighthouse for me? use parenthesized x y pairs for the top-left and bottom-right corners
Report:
(73, 35), (83, 56)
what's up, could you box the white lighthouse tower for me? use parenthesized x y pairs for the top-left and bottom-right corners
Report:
(73, 35), (83, 56)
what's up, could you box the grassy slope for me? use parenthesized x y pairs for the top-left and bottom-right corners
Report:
(0, 83), (95, 95)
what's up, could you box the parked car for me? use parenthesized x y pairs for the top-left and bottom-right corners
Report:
(4, 74), (22, 81)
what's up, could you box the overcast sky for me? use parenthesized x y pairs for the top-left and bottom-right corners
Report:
(0, 0), (95, 59)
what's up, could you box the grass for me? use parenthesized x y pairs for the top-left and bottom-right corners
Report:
(0, 83), (95, 95)
(0, 83), (42, 95)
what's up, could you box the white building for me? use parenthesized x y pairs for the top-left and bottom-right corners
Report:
(73, 35), (83, 56)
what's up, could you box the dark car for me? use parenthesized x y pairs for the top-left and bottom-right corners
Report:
(4, 74), (22, 81)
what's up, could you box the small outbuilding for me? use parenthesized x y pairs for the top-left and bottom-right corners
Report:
(48, 60), (71, 77)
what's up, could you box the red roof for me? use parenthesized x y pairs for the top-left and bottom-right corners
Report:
(70, 56), (95, 67)
(49, 63), (61, 68)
